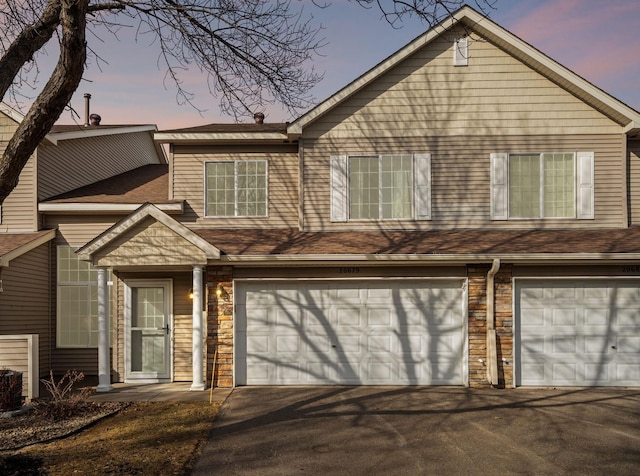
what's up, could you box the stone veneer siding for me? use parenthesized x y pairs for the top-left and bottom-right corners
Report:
(206, 267), (233, 388)
(467, 264), (513, 388)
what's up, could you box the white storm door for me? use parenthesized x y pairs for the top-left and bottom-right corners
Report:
(125, 280), (172, 381)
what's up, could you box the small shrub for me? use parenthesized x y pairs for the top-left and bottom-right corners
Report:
(34, 370), (95, 421)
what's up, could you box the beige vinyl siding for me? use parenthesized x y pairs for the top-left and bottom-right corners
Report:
(0, 244), (52, 375)
(0, 335), (37, 398)
(46, 215), (120, 246)
(95, 218), (208, 268)
(1, 113), (37, 231)
(628, 139), (640, 224)
(304, 29), (621, 140)
(37, 131), (162, 200)
(172, 145), (298, 228)
(302, 134), (625, 231)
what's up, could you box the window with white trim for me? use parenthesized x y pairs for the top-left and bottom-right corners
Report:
(57, 246), (112, 348)
(205, 160), (267, 217)
(490, 151), (594, 220)
(330, 153), (431, 221)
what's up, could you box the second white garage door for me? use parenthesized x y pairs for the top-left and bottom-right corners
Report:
(235, 280), (466, 385)
(516, 279), (640, 386)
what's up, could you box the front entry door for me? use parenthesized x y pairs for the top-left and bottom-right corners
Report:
(125, 279), (172, 382)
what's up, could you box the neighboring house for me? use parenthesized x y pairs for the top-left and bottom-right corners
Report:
(0, 101), (166, 397)
(3, 6), (640, 393)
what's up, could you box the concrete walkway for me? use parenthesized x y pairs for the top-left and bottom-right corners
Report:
(192, 386), (640, 475)
(88, 382), (232, 403)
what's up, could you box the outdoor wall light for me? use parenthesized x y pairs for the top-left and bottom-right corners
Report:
(188, 288), (194, 300)
(215, 284), (229, 300)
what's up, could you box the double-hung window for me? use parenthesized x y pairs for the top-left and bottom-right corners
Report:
(330, 153), (431, 222)
(205, 160), (267, 217)
(490, 151), (594, 220)
(57, 246), (112, 348)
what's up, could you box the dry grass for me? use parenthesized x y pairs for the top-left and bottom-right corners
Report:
(6, 401), (219, 475)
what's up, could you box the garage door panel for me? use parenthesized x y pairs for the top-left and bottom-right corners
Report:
(517, 280), (640, 387)
(238, 280), (465, 385)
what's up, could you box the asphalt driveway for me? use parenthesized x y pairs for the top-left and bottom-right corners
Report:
(192, 386), (640, 475)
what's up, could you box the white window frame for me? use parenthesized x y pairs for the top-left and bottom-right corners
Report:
(204, 160), (268, 218)
(330, 153), (431, 222)
(56, 246), (112, 348)
(490, 151), (594, 220)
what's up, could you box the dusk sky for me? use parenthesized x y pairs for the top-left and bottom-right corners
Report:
(10, 0), (640, 130)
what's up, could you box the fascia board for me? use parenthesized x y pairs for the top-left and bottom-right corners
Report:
(0, 229), (56, 267)
(154, 132), (289, 142)
(0, 102), (24, 124)
(46, 125), (157, 145)
(217, 252), (640, 266)
(38, 202), (184, 214)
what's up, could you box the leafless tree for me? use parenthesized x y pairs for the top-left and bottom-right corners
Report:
(0, 0), (493, 203)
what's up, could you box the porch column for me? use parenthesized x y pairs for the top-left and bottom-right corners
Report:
(96, 267), (112, 392)
(191, 265), (205, 391)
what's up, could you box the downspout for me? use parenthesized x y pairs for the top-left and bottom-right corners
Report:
(486, 258), (500, 386)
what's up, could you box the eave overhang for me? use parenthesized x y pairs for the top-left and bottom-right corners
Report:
(216, 252), (640, 267)
(38, 201), (184, 215)
(154, 131), (291, 144)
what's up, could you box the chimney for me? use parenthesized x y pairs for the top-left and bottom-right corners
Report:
(84, 93), (91, 127)
(253, 112), (265, 124)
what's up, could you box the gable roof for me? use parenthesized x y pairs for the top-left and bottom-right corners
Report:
(287, 5), (640, 137)
(76, 203), (220, 264)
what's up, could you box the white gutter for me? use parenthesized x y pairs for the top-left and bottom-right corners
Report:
(38, 202), (184, 214)
(485, 259), (500, 387)
(154, 132), (288, 142)
(215, 252), (640, 265)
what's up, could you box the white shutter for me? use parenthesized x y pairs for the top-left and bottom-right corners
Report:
(414, 153), (431, 220)
(454, 37), (468, 66)
(577, 151), (594, 219)
(330, 155), (348, 222)
(490, 153), (509, 220)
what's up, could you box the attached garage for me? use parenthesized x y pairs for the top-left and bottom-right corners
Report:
(516, 279), (640, 387)
(235, 280), (466, 385)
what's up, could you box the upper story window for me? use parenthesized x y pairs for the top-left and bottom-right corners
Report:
(57, 246), (112, 348)
(330, 153), (431, 222)
(490, 151), (594, 220)
(205, 160), (268, 217)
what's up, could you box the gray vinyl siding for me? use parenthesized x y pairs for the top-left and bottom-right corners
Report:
(0, 243), (52, 375)
(302, 134), (625, 231)
(628, 139), (640, 225)
(303, 28), (622, 140)
(172, 144), (299, 228)
(37, 131), (161, 200)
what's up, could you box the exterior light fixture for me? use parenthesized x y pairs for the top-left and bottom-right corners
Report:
(189, 288), (194, 300)
(215, 284), (228, 300)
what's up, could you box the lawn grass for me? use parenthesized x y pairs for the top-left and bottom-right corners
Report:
(13, 401), (219, 475)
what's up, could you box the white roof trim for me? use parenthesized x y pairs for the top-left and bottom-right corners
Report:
(219, 252), (640, 266)
(38, 202), (184, 214)
(154, 132), (288, 142)
(0, 102), (24, 124)
(76, 203), (220, 262)
(288, 6), (640, 135)
(46, 125), (158, 145)
(0, 229), (56, 267)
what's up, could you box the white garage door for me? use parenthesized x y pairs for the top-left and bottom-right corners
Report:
(517, 280), (640, 386)
(235, 280), (466, 385)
